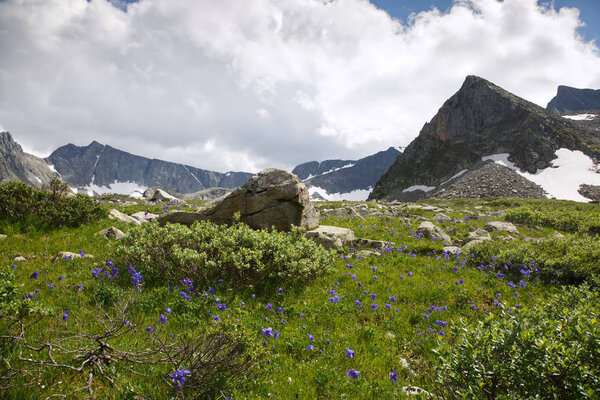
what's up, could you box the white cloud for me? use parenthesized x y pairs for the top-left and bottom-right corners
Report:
(0, 0), (599, 173)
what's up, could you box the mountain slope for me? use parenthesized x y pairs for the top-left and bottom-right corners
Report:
(0, 131), (57, 188)
(370, 75), (600, 201)
(46, 142), (252, 196)
(547, 85), (600, 114)
(290, 147), (400, 200)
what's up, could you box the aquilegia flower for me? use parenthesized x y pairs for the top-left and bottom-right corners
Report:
(30, 270), (39, 280)
(347, 369), (360, 379)
(62, 310), (69, 322)
(389, 369), (398, 382)
(170, 368), (191, 389)
(159, 314), (167, 324)
(345, 347), (355, 359)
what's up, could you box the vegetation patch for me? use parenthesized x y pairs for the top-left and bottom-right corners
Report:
(114, 218), (333, 292)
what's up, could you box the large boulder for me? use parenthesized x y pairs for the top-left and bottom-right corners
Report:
(417, 221), (452, 245)
(158, 169), (319, 231)
(484, 221), (519, 235)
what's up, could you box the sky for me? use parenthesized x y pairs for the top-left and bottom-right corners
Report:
(1, 0), (599, 174)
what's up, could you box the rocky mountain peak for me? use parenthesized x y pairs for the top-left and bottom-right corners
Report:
(369, 75), (600, 201)
(0, 131), (57, 188)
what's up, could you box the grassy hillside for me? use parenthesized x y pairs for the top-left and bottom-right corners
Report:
(1, 186), (599, 399)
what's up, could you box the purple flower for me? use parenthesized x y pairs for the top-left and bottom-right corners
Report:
(306, 344), (314, 350)
(329, 295), (340, 303)
(265, 303), (273, 311)
(278, 288), (283, 293)
(262, 327), (273, 337)
(48, 284), (54, 290)
(58, 276), (64, 281)
(389, 369), (398, 382)
(170, 368), (191, 389)
(212, 315), (220, 321)
(435, 320), (448, 327)
(62, 310), (69, 322)
(370, 293), (377, 300)
(389, 296), (397, 302)
(105, 259), (114, 268)
(274, 330), (280, 339)
(217, 303), (227, 311)
(77, 284), (83, 291)
(345, 347), (355, 359)
(159, 314), (167, 324)
(180, 292), (190, 301)
(355, 300), (362, 308)
(347, 369), (360, 379)
(165, 308), (171, 315)
(370, 303), (378, 310)
(145, 326), (153, 333)
(11, 264), (17, 269)
(308, 333), (314, 342)
(29, 270), (39, 280)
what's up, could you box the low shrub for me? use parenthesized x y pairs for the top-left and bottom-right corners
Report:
(0, 179), (107, 230)
(503, 202), (600, 235)
(434, 283), (600, 399)
(114, 220), (333, 292)
(467, 235), (600, 283)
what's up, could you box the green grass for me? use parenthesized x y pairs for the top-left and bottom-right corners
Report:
(1, 195), (599, 399)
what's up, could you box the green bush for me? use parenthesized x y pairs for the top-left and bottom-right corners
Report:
(0, 179), (106, 230)
(503, 202), (600, 235)
(434, 284), (600, 399)
(467, 235), (600, 283)
(114, 220), (333, 291)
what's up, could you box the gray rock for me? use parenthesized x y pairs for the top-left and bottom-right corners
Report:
(462, 239), (487, 250)
(96, 226), (126, 240)
(130, 211), (158, 223)
(417, 221), (452, 245)
(433, 213), (451, 221)
(158, 169), (319, 232)
(305, 225), (356, 250)
(484, 221), (520, 235)
(56, 251), (94, 260)
(328, 207), (364, 220)
(13, 256), (26, 261)
(348, 250), (381, 259)
(151, 188), (179, 202)
(443, 246), (461, 254)
(351, 238), (388, 250)
(465, 228), (491, 243)
(0, 234), (6, 241)
(578, 184), (600, 202)
(108, 209), (142, 226)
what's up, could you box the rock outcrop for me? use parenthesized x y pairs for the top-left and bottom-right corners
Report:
(578, 184), (600, 203)
(369, 76), (600, 201)
(0, 131), (57, 188)
(547, 85), (600, 114)
(159, 169), (319, 232)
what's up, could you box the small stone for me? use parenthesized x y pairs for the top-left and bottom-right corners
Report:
(130, 211), (158, 223)
(13, 256), (26, 261)
(96, 226), (126, 240)
(305, 226), (356, 250)
(484, 221), (520, 235)
(417, 221), (452, 245)
(0, 234), (6, 241)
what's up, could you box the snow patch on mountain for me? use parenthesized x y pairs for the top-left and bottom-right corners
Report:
(482, 149), (600, 202)
(563, 114), (597, 121)
(306, 163), (355, 180)
(79, 181), (147, 198)
(402, 185), (436, 193)
(308, 186), (370, 201)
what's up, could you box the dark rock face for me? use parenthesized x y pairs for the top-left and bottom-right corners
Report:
(578, 184), (600, 203)
(547, 85), (600, 114)
(294, 147), (401, 194)
(0, 131), (57, 188)
(46, 142), (252, 194)
(159, 169), (319, 232)
(370, 76), (600, 201)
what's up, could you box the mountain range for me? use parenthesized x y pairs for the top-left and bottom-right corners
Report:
(2, 77), (599, 203)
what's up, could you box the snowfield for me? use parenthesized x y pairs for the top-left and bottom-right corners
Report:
(482, 149), (600, 202)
